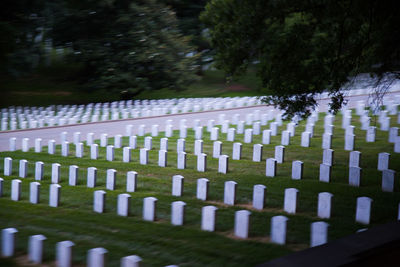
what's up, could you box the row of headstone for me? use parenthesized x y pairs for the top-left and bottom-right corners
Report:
(8, 179), (61, 207)
(1, 227), (146, 266)
(1, 96), (264, 130)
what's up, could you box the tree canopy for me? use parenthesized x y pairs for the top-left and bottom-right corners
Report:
(1, 0), (200, 96)
(201, 0), (400, 117)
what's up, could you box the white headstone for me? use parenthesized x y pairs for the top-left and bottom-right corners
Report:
(2, 228), (18, 257)
(210, 127), (219, 141)
(160, 137), (168, 151)
(275, 146), (285, 164)
(34, 138), (42, 153)
(310, 221), (329, 247)
(4, 157), (12, 176)
(177, 152), (186, 169)
(366, 126), (376, 142)
(345, 134), (355, 151)
(158, 150), (167, 167)
(143, 197), (157, 221)
(28, 234), (46, 264)
(244, 129), (253, 143)
(114, 134), (122, 148)
(121, 255), (142, 267)
(56, 240), (74, 267)
(194, 140), (203, 155)
(86, 133), (94, 146)
(140, 148), (149, 165)
(237, 121), (245, 134)
(138, 125), (145, 136)
(34, 161), (44, 181)
(126, 125), (133, 136)
(197, 153), (207, 172)
(117, 193), (131, 216)
(227, 128), (236, 141)
(291, 161), (303, 180)
(201, 206), (217, 231)
(19, 159), (28, 178)
(87, 247), (108, 267)
(349, 167), (362, 187)
(75, 142), (84, 158)
(270, 215), (288, 245)
(213, 141), (222, 158)
(144, 136), (152, 150)
(11, 179), (21, 201)
(223, 181), (237, 205)
(87, 167), (97, 188)
(266, 158), (277, 177)
(177, 139), (185, 153)
(234, 210), (251, 238)
(284, 188), (298, 214)
(319, 164), (331, 183)
(106, 145), (115, 161)
(322, 133), (332, 149)
(195, 126), (203, 140)
(94, 190), (106, 213)
(90, 144), (98, 160)
(196, 178), (209, 201)
(218, 155), (229, 174)
(52, 163), (61, 184)
(179, 126), (187, 138)
(382, 169), (395, 192)
(100, 133), (108, 147)
(126, 171), (137, 192)
(377, 152), (390, 170)
(48, 140), (56, 154)
(61, 141), (69, 157)
(49, 184), (61, 207)
(281, 130), (290, 146)
(262, 130), (271, 145)
(253, 144), (263, 162)
(318, 192), (333, 219)
(129, 136), (137, 149)
(123, 147), (132, 163)
(151, 124), (159, 137)
(29, 182), (40, 204)
(355, 197), (372, 224)
(22, 137), (30, 152)
(106, 169), (117, 190)
(9, 137), (16, 151)
(73, 132), (81, 144)
(172, 175), (184, 196)
(232, 142), (242, 160)
(165, 124), (173, 137)
(322, 149), (334, 166)
(301, 132), (311, 147)
(349, 151), (361, 167)
(252, 184), (266, 210)
(171, 201), (186, 226)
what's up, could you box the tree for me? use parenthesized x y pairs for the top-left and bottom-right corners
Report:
(201, 0), (400, 117)
(7, 0), (196, 95)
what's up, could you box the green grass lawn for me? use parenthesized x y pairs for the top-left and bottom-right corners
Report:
(1, 65), (265, 108)
(0, 111), (399, 266)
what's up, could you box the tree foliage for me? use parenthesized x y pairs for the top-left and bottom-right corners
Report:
(1, 0), (200, 96)
(201, 0), (400, 117)
(51, 0), (198, 94)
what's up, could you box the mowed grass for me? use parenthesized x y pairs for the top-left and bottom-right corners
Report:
(1, 68), (265, 108)
(0, 111), (399, 266)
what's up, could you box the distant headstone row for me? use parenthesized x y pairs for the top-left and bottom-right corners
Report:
(0, 96), (263, 131)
